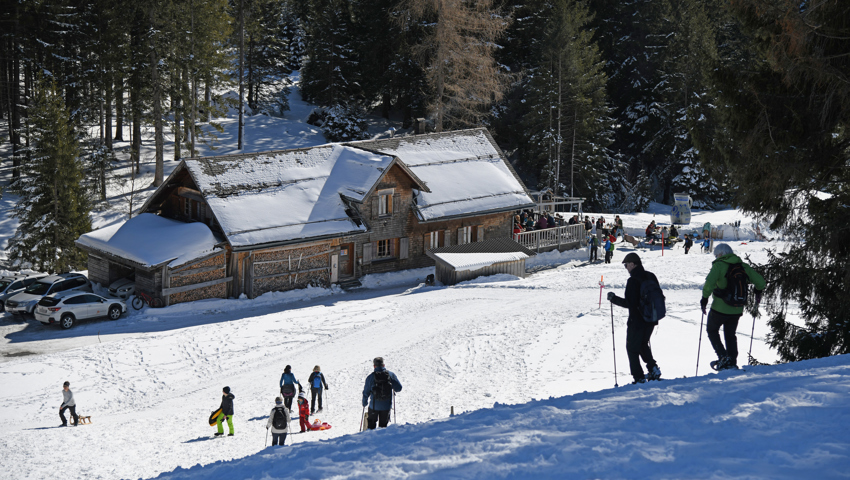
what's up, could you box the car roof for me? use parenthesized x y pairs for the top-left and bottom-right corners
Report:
(48, 290), (100, 300)
(1, 273), (45, 281)
(37, 273), (86, 284)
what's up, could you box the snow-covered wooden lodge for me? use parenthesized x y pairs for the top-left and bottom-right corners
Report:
(76, 128), (536, 305)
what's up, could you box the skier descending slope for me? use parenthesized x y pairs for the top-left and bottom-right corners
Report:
(700, 243), (766, 371)
(607, 253), (664, 384)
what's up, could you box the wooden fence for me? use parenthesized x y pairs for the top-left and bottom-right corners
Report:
(513, 224), (586, 252)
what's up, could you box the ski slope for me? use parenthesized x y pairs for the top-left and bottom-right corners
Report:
(3, 229), (827, 479)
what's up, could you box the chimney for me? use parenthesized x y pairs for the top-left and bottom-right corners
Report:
(415, 118), (427, 135)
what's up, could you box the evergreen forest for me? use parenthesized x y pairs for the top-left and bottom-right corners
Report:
(0, 0), (848, 360)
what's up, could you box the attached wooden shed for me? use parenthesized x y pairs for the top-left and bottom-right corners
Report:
(426, 238), (536, 286)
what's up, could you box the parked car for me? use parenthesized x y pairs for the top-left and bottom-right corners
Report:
(35, 291), (126, 329)
(4, 273), (92, 316)
(107, 275), (135, 299)
(0, 273), (48, 312)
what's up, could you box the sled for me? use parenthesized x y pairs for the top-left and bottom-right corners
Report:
(307, 419), (332, 431)
(209, 408), (223, 426)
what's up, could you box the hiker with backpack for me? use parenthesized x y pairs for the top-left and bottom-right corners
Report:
(603, 235), (615, 264)
(684, 234), (693, 254)
(700, 243), (766, 371)
(266, 397), (291, 446)
(279, 365), (301, 410)
(362, 357), (402, 429)
(308, 366), (329, 414)
(607, 252), (664, 384)
(589, 235), (599, 262)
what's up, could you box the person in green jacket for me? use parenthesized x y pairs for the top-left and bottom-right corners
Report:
(700, 243), (766, 370)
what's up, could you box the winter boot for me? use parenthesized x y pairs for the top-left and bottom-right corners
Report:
(646, 365), (662, 381)
(632, 378), (646, 384)
(214, 432), (224, 436)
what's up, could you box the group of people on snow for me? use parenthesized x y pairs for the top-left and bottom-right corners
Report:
(606, 243), (765, 384)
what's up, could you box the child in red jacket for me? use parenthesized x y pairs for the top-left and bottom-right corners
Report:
(297, 391), (310, 432)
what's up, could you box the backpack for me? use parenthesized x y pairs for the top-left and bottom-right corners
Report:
(372, 371), (393, 401)
(639, 275), (666, 323)
(714, 263), (749, 307)
(272, 407), (287, 430)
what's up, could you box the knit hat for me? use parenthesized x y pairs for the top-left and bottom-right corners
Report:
(63, 381), (70, 387)
(223, 386), (231, 394)
(275, 397), (282, 404)
(622, 252), (642, 265)
(373, 357), (384, 367)
(714, 243), (733, 257)
(298, 391), (308, 399)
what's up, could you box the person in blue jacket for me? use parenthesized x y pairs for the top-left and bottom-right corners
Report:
(279, 365), (301, 410)
(362, 357), (402, 429)
(308, 365), (329, 414)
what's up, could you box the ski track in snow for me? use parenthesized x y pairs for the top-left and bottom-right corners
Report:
(0, 239), (792, 480)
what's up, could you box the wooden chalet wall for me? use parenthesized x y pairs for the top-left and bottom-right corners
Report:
(250, 241), (333, 297)
(166, 252), (229, 305)
(344, 163), (514, 278)
(87, 255), (110, 286)
(435, 258), (527, 286)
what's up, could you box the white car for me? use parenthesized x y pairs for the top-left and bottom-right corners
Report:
(35, 291), (126, 329)
(5, 273), (92, 316)
(107, 276), (135, 299)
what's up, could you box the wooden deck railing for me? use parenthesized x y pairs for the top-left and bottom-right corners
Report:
(513, 224), (586, 252)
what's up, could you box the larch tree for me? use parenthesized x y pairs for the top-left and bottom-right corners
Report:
(403, 0), (511, 131)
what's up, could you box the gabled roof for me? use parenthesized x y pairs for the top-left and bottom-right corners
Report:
(137, 128), (534, 250)
(179, 145), (428, 249)
(348, 128), (536, 222)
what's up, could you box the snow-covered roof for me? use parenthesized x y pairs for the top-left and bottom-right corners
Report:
(351, 128), (535, 221)
(184, 145), (402, 248)
(431, 252), (530, 272)
(76, 213), (221, 269)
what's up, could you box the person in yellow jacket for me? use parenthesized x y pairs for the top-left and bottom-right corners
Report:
(700, 243), (766, 370)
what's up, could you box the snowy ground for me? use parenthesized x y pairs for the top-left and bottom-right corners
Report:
(2, 75), (843, 479)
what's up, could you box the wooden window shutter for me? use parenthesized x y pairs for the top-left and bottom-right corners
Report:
(439, 230), (445, 248)
(476, 225), (484, 242)
(423, 233), (430, 251)
(400, 237), (409, 259)
(373, 197), (380, 219)
(388, 194), (394, 214)
(363, 242), (373, 264)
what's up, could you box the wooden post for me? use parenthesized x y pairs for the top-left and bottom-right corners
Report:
(451, 406), (454, 416)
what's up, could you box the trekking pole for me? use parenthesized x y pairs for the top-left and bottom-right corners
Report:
(265, 427), (268, 447)
(696, 311), (705, 376)
(359, 405), (365, 432)
(747, 313), (758, 361)
(610, 301), (618, 388)
(393, 391), (397, 424)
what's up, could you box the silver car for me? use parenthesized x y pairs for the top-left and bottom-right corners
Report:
(35, 291), (126, 329)
(5, 273), (92, 316)
(107, 276), (135, 299)
(0, 273), (48, 312)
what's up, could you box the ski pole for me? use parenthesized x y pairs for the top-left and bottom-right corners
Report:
(598, 275), (604, 308)
(265, 427), (268, 447)
(359, 405), (365, 432)
(748, 315), (757, 362)
(610, 301), (618, 388)
(393, 390), (397, 424)
(696, 311), (705, 376)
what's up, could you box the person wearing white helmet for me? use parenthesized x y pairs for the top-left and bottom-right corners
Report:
(700, 243), (766, 370)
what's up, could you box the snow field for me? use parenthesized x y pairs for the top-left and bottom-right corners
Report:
(1, 235), (783, 479)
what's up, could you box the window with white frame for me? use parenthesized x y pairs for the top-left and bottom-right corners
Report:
(458, 226), (472, 245)
(378, 193), (393, 216)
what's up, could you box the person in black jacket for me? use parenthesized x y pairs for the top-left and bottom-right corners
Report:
(607, 252), (663, 384)
(215, 386), (235, 436)
(307, 365), (329, 414)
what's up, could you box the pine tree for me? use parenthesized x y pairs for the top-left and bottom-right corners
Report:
(300, 0), (360, 106)
(704, 0), (850, 360)
(8, 78), (91, 273)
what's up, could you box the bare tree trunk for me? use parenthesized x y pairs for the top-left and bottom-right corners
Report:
(150, 6), (163, 187)
(555, 55), (562, 197)
(190, 2), (197, 155)
(115, 75), (124, 142)
(173, 86), (181, 162)
(105, 73), (113, 151)
(238, 0), (244, 149)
